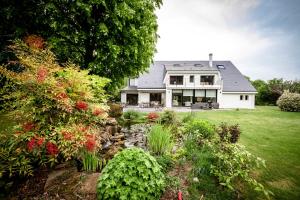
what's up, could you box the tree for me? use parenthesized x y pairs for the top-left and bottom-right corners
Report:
(0, 0), (162, 91)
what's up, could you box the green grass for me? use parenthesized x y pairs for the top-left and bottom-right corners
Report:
(179, 106), (300, 200)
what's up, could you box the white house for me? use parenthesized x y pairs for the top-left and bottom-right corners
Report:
(121, 54), (257, 109)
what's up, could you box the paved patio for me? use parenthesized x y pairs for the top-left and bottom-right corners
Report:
(122, 106), (229, 112)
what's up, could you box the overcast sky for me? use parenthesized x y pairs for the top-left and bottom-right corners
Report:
(154, 0), (300, 80)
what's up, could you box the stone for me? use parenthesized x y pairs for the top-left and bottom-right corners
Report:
(79, 173), (101, 194)
(193, 177), (199, 182)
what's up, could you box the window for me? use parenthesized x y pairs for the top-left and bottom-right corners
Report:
(200, 76), (214, 85)
(170, 76), (183, 85)
(240, 95), (243, 100)
(245, 95), (249, 100)
(190, 75), (194, 83)
(217, 65), (225, 69)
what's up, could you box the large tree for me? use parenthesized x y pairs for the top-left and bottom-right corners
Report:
(0, 0), (162, 91)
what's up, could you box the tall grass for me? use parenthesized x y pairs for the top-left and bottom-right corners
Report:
(147, 124), (172, 155)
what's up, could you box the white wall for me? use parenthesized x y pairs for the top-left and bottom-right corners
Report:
(121, 92), (126, 104)
(219, 93), (255, 109)
(138, 92), (150, 104)
(165, 89), (172, 108)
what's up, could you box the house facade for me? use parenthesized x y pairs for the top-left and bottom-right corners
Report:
(121, 54), (257, 109)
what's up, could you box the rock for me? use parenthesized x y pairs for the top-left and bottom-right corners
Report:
(110, 134), (125, 141)
(193, 177), (199, 182)
(79, 173), (101, 194)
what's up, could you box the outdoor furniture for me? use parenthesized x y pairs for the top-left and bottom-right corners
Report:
(212, 102), (219, 109)
(184, 101), (192, 107)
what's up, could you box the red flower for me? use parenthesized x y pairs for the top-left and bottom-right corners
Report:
(93, 108), (104, 116)
(85, 138), (96, 152)
(36, 137), (45, 147)
(61, 131), (73, 140)
(147, 112), (159, 121)
(75, 101), (88, 111)
(46, 142), (59, 155)
(24, 35), (45, 49)
(22, 122), (35, 132)
(27, 138), (36, 151)
(36, 66), (48, 83)
(85, 134), (96, 152)
(56, 92), (68, 100)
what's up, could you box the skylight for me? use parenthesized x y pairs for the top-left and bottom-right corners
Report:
(217, 65), (225, 69)
(194, 64), (203, 67)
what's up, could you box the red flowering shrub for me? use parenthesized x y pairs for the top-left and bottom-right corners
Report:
(27, 138), (36, 151)
(46, 142), (59, 155)
(0, 40), (109, 177)
(76, 101), (89, 111)
(36, 66), (48, 83)
(147, 112), (160, 122)
(24, 35), (45, 49)
(93, 108), (104, 116)
(23, 122), (35, 132)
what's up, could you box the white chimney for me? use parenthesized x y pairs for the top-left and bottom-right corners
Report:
(209, 53), (213, 67)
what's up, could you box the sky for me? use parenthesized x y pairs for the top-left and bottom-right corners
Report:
(154, 0), (300, 80)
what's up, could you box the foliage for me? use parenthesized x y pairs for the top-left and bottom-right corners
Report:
(147, 112), (159, 122)
(97, 148), (165, 200)
(121, 110), (142, 130)
(1, 0), (163, 91)
(159, 110), (177, 126)
(184, 119), (215, 139)
(82, 151), (105, 172)
(0, 39), (109, 178)
(147, 124), (173, 155)
(277, 91), (300, 112)
(210, 142), (273, 198)
(182, 113), (195, 123)
(183, 121), (272, 199)
(154, 154), (174, 174)
(251, 78), (300, 105)
(108, 103), (123, 118)
(218, 123), (241, 143)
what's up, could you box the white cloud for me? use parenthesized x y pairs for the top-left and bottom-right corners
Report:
(154, 0), (299, 80)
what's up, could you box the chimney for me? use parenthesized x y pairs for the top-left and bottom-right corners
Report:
(209, 53), (213, 67)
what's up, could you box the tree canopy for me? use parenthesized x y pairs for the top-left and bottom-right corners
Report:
(0, 0), (162, 91)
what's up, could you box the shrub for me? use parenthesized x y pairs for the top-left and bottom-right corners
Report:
(182, 113), (195, 123)
(0, 39), (110, 178)
(97, 148), (165, 200)
(147, 112), (159, 122)
(155, 154), (174, 174)
(159, 110), (177, 126)
(277, 91), (300, 112)
(108, 103), (123, 118)
(147, 124), (173, 155)
(218, 123), (241, 143)
(184, 119), (215, 139)
(210, 143), (273, 198)
(122, 110), (142, 130)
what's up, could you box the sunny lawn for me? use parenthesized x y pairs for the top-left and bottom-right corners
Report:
(179, 106), (300, 200)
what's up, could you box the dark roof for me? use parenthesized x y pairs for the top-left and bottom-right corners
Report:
(131, 61), (256, 92)
(213, 61), (256, 92)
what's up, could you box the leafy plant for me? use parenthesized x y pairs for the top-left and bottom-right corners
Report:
(155, 154), (174, 173)
(210, 142), (273, 198)
(122, 110), (142, 130)
(277, 91), (300, 112)
(184, 119), (215, 139)
(108, 103), (123, 118)
(147, 124), (173, 155)
(159, 110), (177, 126)
(218, 123), (241, 143)
(82, 151), (105, 172)
(0, 39), (109, 179)
(97, 148), (165, 200)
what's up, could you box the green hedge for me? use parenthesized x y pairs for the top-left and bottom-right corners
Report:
(277, 91), (300, 112)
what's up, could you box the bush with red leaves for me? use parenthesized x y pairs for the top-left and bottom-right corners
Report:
(24, 35), (45, 49)
(147, 112), (159, 122)
(76, 101), (88, 111)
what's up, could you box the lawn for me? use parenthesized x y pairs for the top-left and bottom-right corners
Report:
(179, 106), (300, 200)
